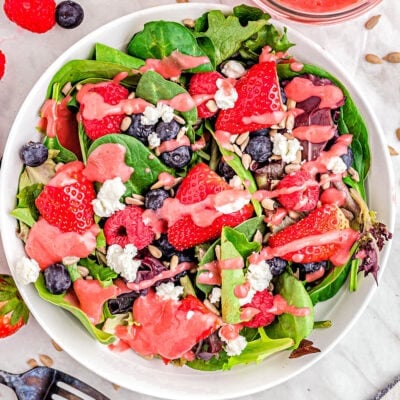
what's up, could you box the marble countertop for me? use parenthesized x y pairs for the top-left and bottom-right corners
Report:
(1, 1), (399, 399)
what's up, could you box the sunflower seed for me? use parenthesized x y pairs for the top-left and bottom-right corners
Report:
(285, 113), (295, 131)
(62, 256), (80, 266)
(348, 167), (360, 182)
(383, 52), (400, 63)
(27, 358), (38, 368)
(182, 18), (195, 28)
(396, 128), (400, 141)
(233, 144), (243, 157)
(240, 136), (250, 152)
(203, 300), (220, 315)
(170, 255), (179, 271)
(365, 54), (382, 64)
(286, 99), (297, 109)
(215, 245), (221, 261)
(230, 134), (239, 144)
(127, 92), (136, 99)
(77, 266), (89, 277)
(120, 116), (132, 131)
(364, 14), (381, 29)
(173, 114), (186, 125)
(206, 100), (218, 112)
(261, 198), (275, 211)
(148, 245), (162, 259)
(254, 230), (263, 243)
(388, 145), (399, 155)
(39, 354), (54, 368)
(61, 81), (72, 96)
(51, 340), (63, 352)
(235, 132), (250, 146)
(112, 383), (121, 391)
(125, 196), (144, 206)
(241, 153), (252, 170)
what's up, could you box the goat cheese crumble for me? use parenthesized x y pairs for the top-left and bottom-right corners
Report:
(209, 287), (222, 304)
(106, 244), (141, 282)
(219, 332), (248, 356)
(214, 78), (238, 110)
(15, 256), (40, 285)
(141, 103), (174, 125)
(327, 156), (347, 174)
(155, 282), (184, 301)
(92, 177), (126, 218)
(271, 133), (302, 163)
(221, 60), (246, 79)
(148, 132), (161, 149)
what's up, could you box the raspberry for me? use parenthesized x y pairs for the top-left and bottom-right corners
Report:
(189, 71), (223, 118)
(242, 290), (275, 328)
(4, 0), (56, 34)
(0, 51), (6, 80)
(81, 82), (129, 140)
(104, 206), (154, 250)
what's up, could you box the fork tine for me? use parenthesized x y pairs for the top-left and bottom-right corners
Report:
(54, 370), (110, 400)
(49, 384), (84, 400)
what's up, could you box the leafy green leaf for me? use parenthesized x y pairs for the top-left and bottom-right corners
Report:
(44, 136), (77, 163)
(79, 258), (118, 285)
(266, 272), (314, 348)
(127, 21), (212, 73)
(87, 134), (174, 195)
(94, 43), (145, 69)
(136, 70), (197, 124)
(34, 274), (115, 344)
(10, 183), (43, 227)
(195, 10), (267, 65)
(224, 329), (293, 369)
(46, 60), (139, 98)
(187, 351), (229, 371)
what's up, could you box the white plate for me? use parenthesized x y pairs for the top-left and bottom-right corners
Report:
(0, 3), (395, 400)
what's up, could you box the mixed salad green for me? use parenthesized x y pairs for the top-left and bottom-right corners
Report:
(12, 4), (391, 370)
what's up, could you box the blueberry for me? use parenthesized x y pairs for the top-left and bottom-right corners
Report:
(217, 161), (236, 180)
(250, 128), (270, 137)
(160, 146), (192, 169)
(43, 263), (71, 294)
(155, 120), (182, 142)
(123, 114), (154, 144)
(244, 136), (272, 163)
(55, 1), (84, 29)
(341, 147), (354, 169)
(144, 189), (169, 210)
(294, 261), (327, 280)
(268, 257), (288, 276)
(19, 141), (48, 167)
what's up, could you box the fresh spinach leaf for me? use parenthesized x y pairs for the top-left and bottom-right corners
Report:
(266, 272), (314, 348)
(94, 43), (145, 69)
(127, 21), (213, 73)
(34, 274), (115, 344)
(78, 122), (91, 163)
(223, 226), (261, 259)
(46, 60), (139, 98)
(44, 136), (77, 163)
(87, 134), (174, 195)
(136, 71), (197, 124)
(78, 258), (117, 286)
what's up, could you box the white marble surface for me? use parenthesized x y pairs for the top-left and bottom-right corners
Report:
(0, 1), (400, 399)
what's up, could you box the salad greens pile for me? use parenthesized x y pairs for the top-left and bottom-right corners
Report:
(12, 4), (391, 371)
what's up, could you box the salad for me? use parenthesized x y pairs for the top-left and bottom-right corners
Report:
(11, 4), (391, 370)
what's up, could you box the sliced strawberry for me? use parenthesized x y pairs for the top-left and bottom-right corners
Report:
(81, 81), (129, 140)
(176, 162), (230, 204)
(35, 161), (96, 234)
(169, 163), (254, 250)
(268, 204), (352, 263)
(216, 61), (283, 134)
(0, 275), (29, 338)
(0, 50), (6, 80)
(114, 289), (221, 361)
(104, 205), (154, 250)
(168, 204), (254, 251)
(188, 71), (223, 118)
(276, 170), (320, 212)
(242, 290), (275, 328)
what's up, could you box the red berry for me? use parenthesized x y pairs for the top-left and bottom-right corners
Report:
(268, 204), (352, 263)
(216, 61), (283, 134)
(81, 82), (129, 140)
(4, 0), (56, 34)
(169, 163), (254, 250)
(242, 290), (275, 328)
(104, 205), (154, 250)
(189, 71), (224, 118)
(35, 161), (96, 233)
(276, 170), (319, 212)
(0, 51), (6, 80)
(0, 275), (29, 339)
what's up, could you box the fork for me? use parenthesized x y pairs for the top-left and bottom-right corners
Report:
(0, 366), (111, 400)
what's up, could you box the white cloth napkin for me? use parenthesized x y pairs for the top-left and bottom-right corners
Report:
(374, 376), (400, 400)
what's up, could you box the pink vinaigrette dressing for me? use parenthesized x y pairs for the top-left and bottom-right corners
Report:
(273, 0), (360, 13)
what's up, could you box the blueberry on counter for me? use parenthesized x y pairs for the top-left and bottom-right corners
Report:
(19, 141), (48, 167)
(56, 1), (84, 29)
